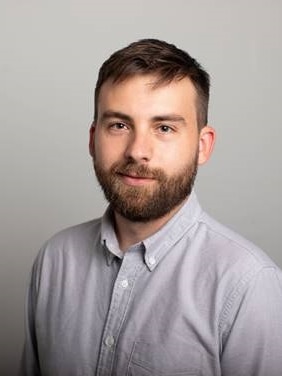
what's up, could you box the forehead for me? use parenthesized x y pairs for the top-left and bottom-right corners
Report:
(97, 75), (198, 118)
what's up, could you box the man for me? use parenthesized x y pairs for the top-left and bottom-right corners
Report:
(20, 39), (282, 375)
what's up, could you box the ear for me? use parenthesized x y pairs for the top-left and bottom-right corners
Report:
(198, 125), (216, 165)
(89, 122), (96, 157)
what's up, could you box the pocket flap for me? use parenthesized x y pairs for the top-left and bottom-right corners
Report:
(128, 340), (202, 375)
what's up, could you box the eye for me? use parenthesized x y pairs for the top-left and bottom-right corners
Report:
(158, 124), (174, 133)
(109, 122), (128, 131)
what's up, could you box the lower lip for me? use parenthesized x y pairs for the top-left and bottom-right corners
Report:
(119, 175), (155, 186)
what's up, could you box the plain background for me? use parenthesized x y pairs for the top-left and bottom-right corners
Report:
(1, 0), (282, 374)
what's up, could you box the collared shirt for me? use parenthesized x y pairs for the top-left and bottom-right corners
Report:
(20, 192), (282, 376)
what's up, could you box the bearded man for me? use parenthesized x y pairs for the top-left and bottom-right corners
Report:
(20, 39), (282, 376)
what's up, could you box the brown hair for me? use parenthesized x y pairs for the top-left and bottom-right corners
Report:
(94, 39), (210, 129)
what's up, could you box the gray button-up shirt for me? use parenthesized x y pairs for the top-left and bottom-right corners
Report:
(20, 192), (282, 375)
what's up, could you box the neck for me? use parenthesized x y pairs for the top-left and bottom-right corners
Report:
(113, 199), (188, 252)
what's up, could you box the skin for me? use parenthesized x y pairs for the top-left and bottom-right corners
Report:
(89, 74), (215, 251)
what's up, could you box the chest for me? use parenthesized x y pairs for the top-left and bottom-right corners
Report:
(35, 247), (222, 376)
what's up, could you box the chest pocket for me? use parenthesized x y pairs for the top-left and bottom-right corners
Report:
(127, 341), (202, 376)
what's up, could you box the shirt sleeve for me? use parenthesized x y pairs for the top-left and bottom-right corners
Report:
(220, 266), (282, 376)
(19, 261), (41, 376)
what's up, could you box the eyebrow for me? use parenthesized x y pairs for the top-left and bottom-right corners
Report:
(100, 111), (133, 123)
(100, 110), (187, 125)
(151, 115), (187, 125)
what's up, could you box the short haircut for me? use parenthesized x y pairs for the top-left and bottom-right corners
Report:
(94, 38), (210, 129)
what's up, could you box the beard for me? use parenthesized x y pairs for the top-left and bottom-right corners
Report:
(93, 153), (198, 222)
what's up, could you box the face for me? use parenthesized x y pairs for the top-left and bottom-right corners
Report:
(90, 75), (214, 222)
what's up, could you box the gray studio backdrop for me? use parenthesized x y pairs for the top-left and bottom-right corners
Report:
(1, 0), (281, 374)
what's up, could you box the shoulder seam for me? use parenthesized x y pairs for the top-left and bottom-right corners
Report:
(197, 214), (269, 265)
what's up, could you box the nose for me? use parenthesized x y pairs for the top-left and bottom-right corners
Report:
(124, 130), (153, 163)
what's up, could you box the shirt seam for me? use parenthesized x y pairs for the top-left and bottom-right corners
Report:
(198, 214), (271, 266)
(218, 265), (277, 347)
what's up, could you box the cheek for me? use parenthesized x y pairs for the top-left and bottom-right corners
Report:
(163, 140), (198, 166)
(94, 139), (123, 168)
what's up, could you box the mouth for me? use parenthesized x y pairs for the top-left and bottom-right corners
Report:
(117, 172), (155, 186)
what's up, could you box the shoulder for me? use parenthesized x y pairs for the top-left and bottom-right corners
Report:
(191, 210), (282, 312)
(33, 218), (103, 272)
(196, 211), (277, 270)
(45, 218), (102, 249)
(195, 212), (282, 332)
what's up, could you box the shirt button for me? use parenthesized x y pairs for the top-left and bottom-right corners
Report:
(148, 256), (156, 266)
(105, 335), (115, 348)
(120, 279), (129, 289)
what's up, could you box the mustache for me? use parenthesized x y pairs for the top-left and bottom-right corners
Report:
(111, 161), (166, 180)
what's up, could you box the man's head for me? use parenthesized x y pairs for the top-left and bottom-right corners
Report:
(90, 39), (215, 222)
(94, 38), (210, 129)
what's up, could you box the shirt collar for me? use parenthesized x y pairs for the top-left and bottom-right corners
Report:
(100, 190), (202, 270)
(101, 207), (124, 265)
(142, 190), (202, 270)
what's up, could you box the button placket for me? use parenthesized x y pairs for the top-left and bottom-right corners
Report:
(96, 249), (144, 376)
